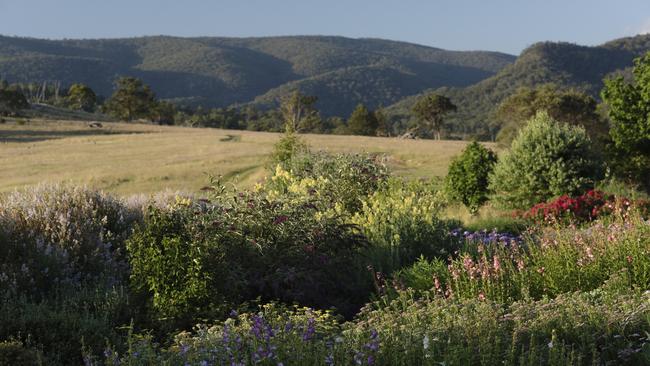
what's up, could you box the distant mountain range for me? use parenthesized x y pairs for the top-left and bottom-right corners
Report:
(386, 34), (650, 137)
(1, 33), (650, 135)
(0, 35), (514, 116)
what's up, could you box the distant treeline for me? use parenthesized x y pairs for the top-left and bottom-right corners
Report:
(0, 74), (613, 143)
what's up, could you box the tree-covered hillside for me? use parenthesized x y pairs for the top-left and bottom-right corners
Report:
(387, 34), (650, 139)
(0, 35), (515, 117)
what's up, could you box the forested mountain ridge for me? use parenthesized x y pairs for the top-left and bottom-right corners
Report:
(386, 34), (650, 138)
(0, 35), (515, 116)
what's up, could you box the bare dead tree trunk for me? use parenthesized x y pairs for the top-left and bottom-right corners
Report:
(54, 81), (61, 104)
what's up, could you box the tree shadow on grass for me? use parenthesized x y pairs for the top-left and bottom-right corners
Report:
(0, 129), (149, 143)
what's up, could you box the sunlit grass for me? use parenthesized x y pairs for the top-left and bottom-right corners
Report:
(0, 119), (497, 195)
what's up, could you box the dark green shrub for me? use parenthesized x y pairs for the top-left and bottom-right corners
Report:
(127, 189), (370, 321)
(490, 112), (603, 210)
(445, 141), (497, 214)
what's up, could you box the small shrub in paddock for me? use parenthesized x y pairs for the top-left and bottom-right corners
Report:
(490, 111), (603, 210)
(269, 132), (309, 169)
(445, 141), (497, 214)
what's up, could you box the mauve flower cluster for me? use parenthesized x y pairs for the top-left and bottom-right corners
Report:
(450, 228), (522, 246)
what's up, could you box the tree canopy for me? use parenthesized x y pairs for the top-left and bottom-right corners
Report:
(66, 83), (97, 112)
(347, 104), (379, 136)
(495, 84), (606, 145)
(412, 94), (457, 139)
(601, 51), (650, 191)
(279, 90), (320, 133)
(0, 85), (29, 116)
(489, 112), (602, 209)
(104, 77), (157, 121)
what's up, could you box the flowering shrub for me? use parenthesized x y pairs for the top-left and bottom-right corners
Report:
(275, 152), (390, 214)
(97, 303), (355, 366)
(352, 179), (457, 274)
(524, 189), (649, 224)
(98, 290), (650, 365)
(0, 184), (140, 296)
(394, 209), (650, 304)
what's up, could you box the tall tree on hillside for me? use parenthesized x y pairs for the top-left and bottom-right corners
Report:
(279, 90), (319, 133)
(601, 52), (650, 192)
(412, 94), (457, 140)
(495, 84), (606, 145)
(104, 77), (157, 121)
(347, 104), (379, 136)
(66, 83), (97, 112)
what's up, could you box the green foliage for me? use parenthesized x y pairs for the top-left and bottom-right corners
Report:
(412, 93), (457, 139)
(352, 179), (458, 273)
(108, 288), (650, 365)
(601, 51), (650, 191)
(127, 187), (370, 321)
(445, 141), (497, 214)
(495, 84), (605, 145)
(388, 36), (650, 139)
(279, 90), (320, 133)
(0, 341), (40, 365)
(66, 83), (96, 112)
(104, 77), (157, 121)
(489, 112), (603, 209)
(347, 103), (379, 136)
(0, 286), (135, 366)
(397, 210), (650, 305)
(269, 132), (310, 169)
(276, 152), (390, 214)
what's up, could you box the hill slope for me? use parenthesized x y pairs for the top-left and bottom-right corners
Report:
(0, 35), (515, 116)
(386, 34), (650, 138)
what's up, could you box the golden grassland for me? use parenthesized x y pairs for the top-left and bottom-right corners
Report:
(0, 119), (497, 196)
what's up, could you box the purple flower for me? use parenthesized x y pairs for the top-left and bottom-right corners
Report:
(325, 354), (335, 366)
(180, 344), (190, 355)
(302, 317), (316, 341)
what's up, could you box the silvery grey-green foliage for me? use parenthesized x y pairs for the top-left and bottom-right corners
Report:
(0, 184), (141, 295)
(489, 111), (602, 209)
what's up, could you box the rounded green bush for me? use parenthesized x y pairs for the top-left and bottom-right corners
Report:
(489, 111), (603, 209)
(445, 141), (497, 214)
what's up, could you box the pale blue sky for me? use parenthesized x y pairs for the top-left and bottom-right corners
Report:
(0, 0), (649, 55)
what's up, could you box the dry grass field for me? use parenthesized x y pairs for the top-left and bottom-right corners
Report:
(0, 119), (497, 195)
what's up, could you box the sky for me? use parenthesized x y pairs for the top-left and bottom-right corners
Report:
(0, 0), (649, 55)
